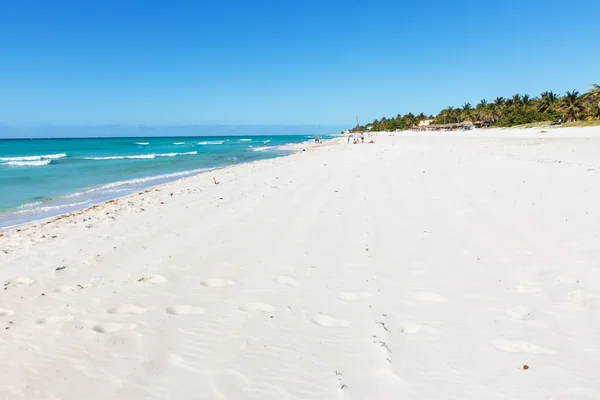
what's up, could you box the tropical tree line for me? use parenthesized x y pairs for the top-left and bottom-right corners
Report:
(349, 83), (600, 132)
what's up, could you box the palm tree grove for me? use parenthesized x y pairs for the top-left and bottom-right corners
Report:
(350, 83), (600, 132)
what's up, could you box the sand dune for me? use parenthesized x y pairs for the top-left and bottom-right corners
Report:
(1, 127), (600, 399)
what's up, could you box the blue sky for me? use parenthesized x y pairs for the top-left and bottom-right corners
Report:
(0, 0), (599, 129)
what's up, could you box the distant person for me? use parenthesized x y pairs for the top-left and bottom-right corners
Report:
(360, 132), (365, 143)
(263, 141), (267, 147)
(347, 135), (351, 144)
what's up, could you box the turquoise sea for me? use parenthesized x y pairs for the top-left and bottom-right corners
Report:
(0, 135), (324, 228)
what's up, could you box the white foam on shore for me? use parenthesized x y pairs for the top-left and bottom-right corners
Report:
(14, 200), (92, 214)
(18, 201), (44, 209)
(0, 153), (66, 162)
(84, 151), (197, 160)
(135, 142), (150, 145)
(65, 167), (211, 198)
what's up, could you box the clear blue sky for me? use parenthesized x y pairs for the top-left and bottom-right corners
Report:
(1, 0), (598, 128)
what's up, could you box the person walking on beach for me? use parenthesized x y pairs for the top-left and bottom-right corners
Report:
(360, 132), (365, 143)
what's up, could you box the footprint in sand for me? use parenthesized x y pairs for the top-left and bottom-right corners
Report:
(53, 286), (74, 293)
(400, 323), (439, 335)
(0, 308), (14, 317)
(201, 278), (236, 287)
(564, 387), (600, 398)
(7, 277), (34, 286)
(275, 276), (301, 288)
(107, 304), (147, 315)
(506, 305), (533, 320)
(513, 285), (542, 293)
(92, 323), (136, 333)
(336, 292), (372, 301)
(555, 276), (579, 285)
(492, 339), (553, 355)
(240, 302), (275, 312)
(568, 290), (600, 308)
(310, 313), (350, 327)
(412, 292), (448, 303)
(166, 305), (205, 315)
(137, 275), (167, 284)
(35, 315), (73, 324)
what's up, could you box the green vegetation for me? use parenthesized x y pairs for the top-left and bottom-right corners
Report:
(508, 121), (555, 129)
(561, 120), (600, 128)
(348, 83), (600, 132)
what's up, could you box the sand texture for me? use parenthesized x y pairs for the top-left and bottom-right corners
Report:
(1, 127), (600, 399)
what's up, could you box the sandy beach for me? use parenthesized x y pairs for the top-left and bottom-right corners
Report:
(1, 127), (600, 399)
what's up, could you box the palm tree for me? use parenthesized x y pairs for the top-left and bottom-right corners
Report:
(437, 108), (447, 124)
(494, 97), (505, 107)
(559, 90), (585, 122)
(444, 106), (456, 123)
(584, 84), (600, 119)
(538, 91), (560, 113)
(460, 103), (473, 122)
(512, 94), (522, 106)
(404, 112), (417, 128)
(474, 100), (487, 122)
(522, 94), (531, 105)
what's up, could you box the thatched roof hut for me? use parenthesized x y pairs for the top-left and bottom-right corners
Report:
(414, 121), (474, 131)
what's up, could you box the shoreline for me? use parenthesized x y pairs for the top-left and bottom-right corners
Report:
(0, 136), (340, 230)
(0, 137), (341, 232)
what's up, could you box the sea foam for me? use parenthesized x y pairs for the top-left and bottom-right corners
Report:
(14, 200), (92, 214)
(66, 167), (211, 198)
(3, 160), (52, 167)
(84, 151), (198, 160)
(197, 141), (224, 145)
(0, 153), (66, 162)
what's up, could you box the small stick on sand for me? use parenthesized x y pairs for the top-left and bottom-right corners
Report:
(213, 177), (220, 185)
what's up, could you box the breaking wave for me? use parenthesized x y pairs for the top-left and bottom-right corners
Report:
(197, 141), (224, 145)
(84, 151), (198, 160)
(3, 160), (52, 167)
(0, 153), (66, 162)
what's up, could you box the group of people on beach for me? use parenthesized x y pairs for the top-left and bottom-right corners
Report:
(347, 131), (374, 144)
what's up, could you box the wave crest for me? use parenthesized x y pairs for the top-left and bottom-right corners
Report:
(84, 151), (198, 160)
(197, 141), (224, 145)
(3, 160), (52, 166)
(0, 153), (66, 162)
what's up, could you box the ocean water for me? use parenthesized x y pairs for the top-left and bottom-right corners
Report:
(0, 135), (323, 228)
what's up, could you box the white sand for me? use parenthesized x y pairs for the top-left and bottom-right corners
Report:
(1, 127), (600, 399)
